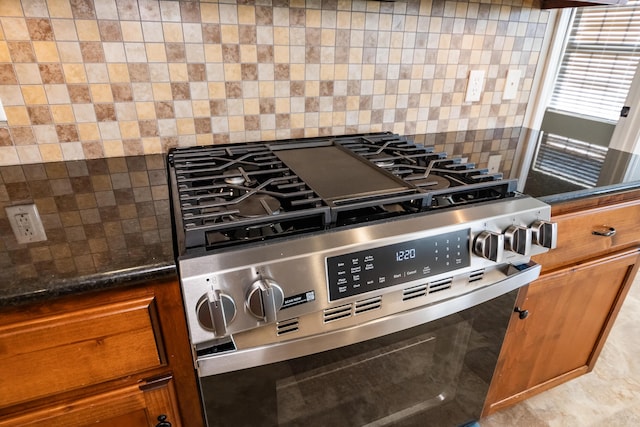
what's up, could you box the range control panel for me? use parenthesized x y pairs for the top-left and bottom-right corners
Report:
(326, 229), (470, 301)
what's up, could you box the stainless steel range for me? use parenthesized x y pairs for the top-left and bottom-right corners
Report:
(168, 132), (556, 427)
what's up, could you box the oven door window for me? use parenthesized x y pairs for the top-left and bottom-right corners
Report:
(199, 291), (516, 427)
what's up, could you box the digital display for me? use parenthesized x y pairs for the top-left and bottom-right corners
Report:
(326, 229), (470, 301)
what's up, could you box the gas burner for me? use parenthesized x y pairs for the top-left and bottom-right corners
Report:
(235, 194), (281, 217)
(230, 223), (285, 240)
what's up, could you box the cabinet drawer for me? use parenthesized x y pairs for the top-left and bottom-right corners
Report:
(0, 295), (162, 408)
(533, 200), (640, 271)
(0, 376), (180, 427)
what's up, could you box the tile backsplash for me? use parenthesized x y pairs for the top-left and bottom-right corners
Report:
(0, 0), (549, 166)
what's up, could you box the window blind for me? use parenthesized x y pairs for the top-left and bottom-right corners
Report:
(548, 0), (640, 122)
(533, 132), (608, 187)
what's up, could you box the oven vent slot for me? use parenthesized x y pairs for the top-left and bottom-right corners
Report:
(276, 318), (299, 336)
(323, 304), (353, 323)
(428, 277), (453, 293)
(403, 284), (428, 301)
(354, 296), (382, 314)
(469, 269), (485, 283)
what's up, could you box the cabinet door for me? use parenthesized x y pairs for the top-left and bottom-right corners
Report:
(484, 248), (640, 415)
(0, 376), (181, 427)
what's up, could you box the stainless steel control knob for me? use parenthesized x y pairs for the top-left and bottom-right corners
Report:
(246, 278), (284, 322)
(473, 231), (504, 262)
(504, 225), (532, 256)
(531, 220), (558, 249)
(196, 290), (236, 337)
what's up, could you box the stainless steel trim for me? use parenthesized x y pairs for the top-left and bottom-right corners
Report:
(196, 262), (540, 377)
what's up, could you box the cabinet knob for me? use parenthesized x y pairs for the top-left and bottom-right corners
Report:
(514, 306), (529, 320)
(155, 415), (172, 427)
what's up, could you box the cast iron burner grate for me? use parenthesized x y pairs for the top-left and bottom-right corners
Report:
(168, 133), (517, 252)
(169, 143), (331, 249)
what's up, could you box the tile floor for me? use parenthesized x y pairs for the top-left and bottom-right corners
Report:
(480, 274), (640, 426)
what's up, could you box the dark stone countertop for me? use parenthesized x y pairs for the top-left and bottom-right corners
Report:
(0, 155), (176, 307)
(2, 152), (639, 308)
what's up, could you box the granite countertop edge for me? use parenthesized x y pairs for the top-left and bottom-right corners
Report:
(0, 262), (177, 308)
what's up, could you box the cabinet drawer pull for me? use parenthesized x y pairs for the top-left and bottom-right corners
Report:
(592, 226), (616, 237)
(155, 415), (172, 427)
(514, 306), (529, 320)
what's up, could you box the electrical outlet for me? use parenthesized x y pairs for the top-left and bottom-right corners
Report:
(5, 204), (47, 244)
(465, 70), (485, 103)
(488, 155), (502, 174)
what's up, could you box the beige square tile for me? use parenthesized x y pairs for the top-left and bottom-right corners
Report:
(0, 42), (9, 61)
(238, 5), (256, 25)
(259, 81), (274, 98)
(103, 140), (124, 157)
(201, 4), (220, 23)
(142, 137), (162, 154)
(39, 144), (63, 162)
(192, 100), (210, 117)
(204, 44), (223, 62)
(208, 82), (225, 98)
(290, 64), (305, 80)
(121, 21), (143, 42)
(223, 63), (241, 81)
(290, 113), (304, 128)
(76, 20), (100, 41)
(146, 43), (167, 62)
(14, 63), (41, 84)
(107, 64), (130, 83)
(6, 106), (30, 125)
(45, 84), (71, 104)
(218, 4), (238, 25)
(306, 9), (321, 27)
(0, 0), (23, 16)
(51, 105), (75, 123)
(163, 22), (184, 43)
(22, 86), (48, 104)
(168, 63), (188, 81)
(177, 118), (195, 135)
(48, 0), (73, 18)
(119, 121), (140, 139)
(33, 41), (60, 62)
(61, 64), (85, 83)
(152, 82), (173, 100)
(51, 19), (78, 40)
(1, 17), (30, 40)
(273, 27), (289, 45)
(16, 145), (42, 164)
(336, 11), (350, 29)
(135, 102), (156, 120)
(273, 45), (289, 63)
(220, 25), (239, 44)
(90, 84), (114, 103)
(196, 133), (213, 145)
(275, 98), (290, 113)
(240, 44), (257, 63)
(56, 41), (82, 62)
(243, 98), (259, 115)
(228, 116), (244, 132)
(78, 123), (100, 140)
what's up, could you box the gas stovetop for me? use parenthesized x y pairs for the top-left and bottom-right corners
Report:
(168, 132), (517, 253)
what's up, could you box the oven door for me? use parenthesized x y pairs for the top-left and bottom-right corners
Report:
(198, 289), (517, 427)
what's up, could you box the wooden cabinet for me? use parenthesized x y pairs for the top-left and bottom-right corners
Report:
(483, 191), (640, 416)
(0, 278), (204, 427)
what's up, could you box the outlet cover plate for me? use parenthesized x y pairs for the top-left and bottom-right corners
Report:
(465, 70), (485, 103)
(5, 204), (47, 244)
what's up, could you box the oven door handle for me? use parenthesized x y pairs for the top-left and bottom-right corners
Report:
(196, 262), (541, 377)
